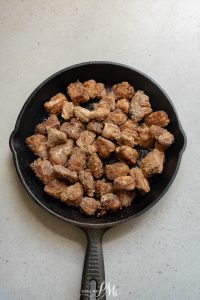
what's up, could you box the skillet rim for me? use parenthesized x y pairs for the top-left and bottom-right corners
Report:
(9, 61), (187, 228)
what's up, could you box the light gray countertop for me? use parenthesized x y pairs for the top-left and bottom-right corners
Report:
(0, 1), (199, 299)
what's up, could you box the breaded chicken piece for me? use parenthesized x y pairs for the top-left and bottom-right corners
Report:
(73, 106), (92, 123)
(113, 176), (135, 191)
(101, 92), (116, 111)
(67, 81), (89, 105)
(26, 134), (48, 159)
(106, 109), (127, 125)
(35, 115), (60, 135)
(79, 170), (95, 197)
(95, 180), (113, 198)
(120, 119), (139, 131)
(60, 118), (85, 140)
(130, 167), (150, 193)
(79, 197), (100, 216)
(99, 193), (121, 216)
(116, 129), (136, 147)
(87, 120), (103, 134)
(53, 165), (78, 183)
(116, 98), (129, 113)
(87, 153), (103, 179)
(44, 179), (68, 199)
(61, 101), (74, 121)
(102, 123), (120, 140)
(60, 182), (83, 206)
(144, 111), (169, 127)
(105, 162), (129, 180)
(129, 90), (152, 122)
(44, 93), (66, 115)
(83, 79), (106, 99)
(91, 107), (110, 121)
(112, 82), (135, 100)
(46, 127), (67, 148)
(140, 149), (165, 177)
(76, 130), (97, 154)
(96, 137), (116, 158)
(150, 125), (174, 148)
(68, 147), (86, 172)
(116, 146), (138, 164)
(137, 123), (154, 148)
(155, 141), (165, 152)
(49, 139), (74, 165)
(31, 158), (55, 184)
(116, 191), (135, 207)
(93, 100), (110, 110)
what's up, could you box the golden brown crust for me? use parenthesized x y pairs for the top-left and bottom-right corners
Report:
(106, 109), (127, 125)
(96, 137), (116, 158)
(46, 127), (67, 148)
(140, 149), (165, 177)
(83, 80), (106, 99)
(150, 125), (174, 148)
(144, 111), (169, 127)
(113, 176), (135, 191)
(53, 165), (78, 183)
(44, 179), (68, 200)
(102, 123), (120, 140)
(95, 180), (113, 198)
(35, 115), (60, 135)
(60, 118), (85, 140)
(79, 197), (100, 215)
(116, 146), (138, 164)
(67, 81), (89, 105)
(78, 170), (95, 197)
(87, 153), (103, 179)
(129, 90), (152, 122)
(31, 158), (55, 184)
(105, 162), (129, 180)
(116, 98), (129, 113)
(116, 191), (135, 207)
(44, 93), (66, 115)
(112, 82), (135, 100)
(87, 120), (103, 134)
(67, 147), (86, 172)
(130, 167), (150, 193)
(26, 134), (48, 159)
(60, 182), (83, 206)
(49, 139), (74, 165)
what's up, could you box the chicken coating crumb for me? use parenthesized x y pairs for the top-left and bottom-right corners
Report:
(106, 109), (127, 125)
(130, 167), (150, 193)
(145, 111), (169, 127)
(44, 93), (66, 115)
(60, 118), (85, 140)
(53, 165), (78, 183)
(68, 147), (86, 172)
(44, 179), (68, 200)
(120, 119), (139, 131)
(113, 176), (135, 191)
(140, 149), (165, 177)
(100, 193), (121, 215)
(101, 92), (116, 111)
(31, 158), (55, 184)
(102, 123), (120, 140)
(73, 106), (92, 123)
(116, 129), (136, 147)
(95, 180), (113, 198)
(49, 139), (74, 165)
(96, 137), (116, 158)
(87, 120), (103, 134)
(91, 107), (110, 121)
(137, 123), (154, 148)
(26, 134), (48, 159)
(60, 182), (83, 206)
(112, 82), (135, 100)
(116, 146), (138, 164)
(79, 197), (100, 216)
(79, 170), (95, 197)
(105, 162), (129, 180)
(46, 127), (67, 148)
(83, 79), (106, 99)
(67, 81), (89, 105)
(150, 125), (174, 148)
(116, 98), (129, 113)
(61, 101), (74, 121)
(76, 130), (96, 154)
(129, 90), (152, 122)
(35, 115), (60, 135)
(87, 153), (103, 179)
(116, 191), (135, 207)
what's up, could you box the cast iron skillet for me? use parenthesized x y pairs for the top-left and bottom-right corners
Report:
(9, 62), (186, 299)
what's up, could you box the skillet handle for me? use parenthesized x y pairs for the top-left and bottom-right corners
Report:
(80, 228), (109, 300)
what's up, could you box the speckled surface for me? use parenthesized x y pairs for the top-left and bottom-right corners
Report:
(0, 1), (199, 299)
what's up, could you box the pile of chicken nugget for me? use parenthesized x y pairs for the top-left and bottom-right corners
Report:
(26, 80), (174, 217)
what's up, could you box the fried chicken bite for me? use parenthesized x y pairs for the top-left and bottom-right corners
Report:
(150, 125), (174, 148)
(67, 81), (89, 105)
(44, 93), (66, 115)
(44, 179), (68, 199)
(99, 193), (121, 215)
(116, 146), (138, 164)
(26, 134), (48, 159)
(61, 101), (74, 121)
(96, 137), (116, 158)
(76, 130), (97, 154)
(106, 109), (127, 125)
(116, 191), (135, 207)
(87, 153), (103, 179)
(78, 170), (95, 197)
(35, 115), (60, 135)
(120, 119), (139, 131)
(137, 123), (154, 148)
(155, 141), (165, 152)
(129, 90), (152, 122)
(113, 176), (135, 191)
(73, 106), (92, 123)
(87, 120), (103, 134)
(67, 147), (86, 172)
(95, 180), (113, 198)
(102, 123), (120, 140)
(46, 127), (67, 148)
(49, 139), (74, 165)
(60, 182), (83, 206)
(60, 118), (85, 140)
(53, 165), (78, 183)
(79, 197), (100, 216)
(140, 149), (165, 177)
(101, 92), (116, 111)
(31, 158), (55, 184)
(116, 129), (136, 147)
(130, 167), (150, 193)
(91, 107), (110, 121)
(105, 162), (129, 180)
(83, 79), (106, 99)
(116, 98), (129, 113)
(144, 111), (169, 127)
(112, 82), (135, 100)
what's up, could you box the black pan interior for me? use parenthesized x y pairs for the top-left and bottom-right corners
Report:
(10, 62), (186, 228)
